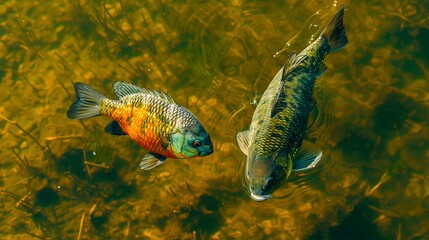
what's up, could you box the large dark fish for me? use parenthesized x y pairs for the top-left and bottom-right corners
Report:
(237, 7), (348, 201)
(67, 81), (213, 170)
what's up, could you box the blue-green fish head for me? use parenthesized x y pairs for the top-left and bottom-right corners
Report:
(170, 123), (213, 158)
(246, 155), (286, 201)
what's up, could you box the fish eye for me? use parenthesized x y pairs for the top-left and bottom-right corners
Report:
(193, 140), (201, 147)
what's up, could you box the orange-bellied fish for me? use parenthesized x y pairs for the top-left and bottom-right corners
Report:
(67, 81), (213, 170)
(237, 7), (348, 201)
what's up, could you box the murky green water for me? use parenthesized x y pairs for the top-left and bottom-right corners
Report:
(1, 0), (428, 239)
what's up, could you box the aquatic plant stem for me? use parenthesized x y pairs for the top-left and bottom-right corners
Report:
(15, 192), (31, 208)
(397, 223), (402, 240)
(366, 171), (391, 197)
(11, 147), (34, 173)
(84, 161), (110, 169)
(0, 113), (45, 151)
(77, 213), (85, 240)
(6, 223), (44, 240)
(1, 177), (33, 191)
(124, 220), (130, 239)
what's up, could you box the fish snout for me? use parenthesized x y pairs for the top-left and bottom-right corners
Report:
(250, 192), (271, 201)
(249, 176), (273, 201)
(199, 148), (213, 157)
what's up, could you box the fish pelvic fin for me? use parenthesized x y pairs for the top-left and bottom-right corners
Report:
(139, 152), (166, 170)
(67, 82), (107, 119)
(321, 5), (348, 52)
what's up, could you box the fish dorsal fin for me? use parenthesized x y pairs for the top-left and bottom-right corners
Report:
(270, 74), (286, 118)
(112, 81), (177, 104)
(270, 53), (307, 118)
(151, 90), (177, 104)
(113, 81), (147, 99)
(282, 52), (307, 79)
(236, 130), (250, 156)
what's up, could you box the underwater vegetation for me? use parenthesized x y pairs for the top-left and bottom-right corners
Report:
(0, 0), (429, 239)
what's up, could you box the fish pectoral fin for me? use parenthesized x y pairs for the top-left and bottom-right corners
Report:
(139, 152), (166, 170)
(292, 151), (322, 171)
(292, 141), (322, 171)
(105, 121), (127, 135)
(236, 130), (250, 155)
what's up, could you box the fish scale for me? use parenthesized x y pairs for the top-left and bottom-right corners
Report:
(67, 81), (213, 170)
(103, 94), (185, 157)
(237, 6), (348, 201)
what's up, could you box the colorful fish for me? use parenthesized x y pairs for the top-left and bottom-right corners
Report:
(67, 81), (213, 170)
(237, 6), (348, 201)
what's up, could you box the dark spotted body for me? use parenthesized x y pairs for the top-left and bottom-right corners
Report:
(250, 37), (330, 166)
(240, 7), (348, 200)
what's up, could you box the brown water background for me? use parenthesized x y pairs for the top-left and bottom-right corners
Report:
(1, 0), (429, 239)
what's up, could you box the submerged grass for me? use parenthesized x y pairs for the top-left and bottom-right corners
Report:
(0, 0), (428, 239)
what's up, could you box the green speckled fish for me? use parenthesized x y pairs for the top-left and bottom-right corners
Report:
(237, 6), (348, 201)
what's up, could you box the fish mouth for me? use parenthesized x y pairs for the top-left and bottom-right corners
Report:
(250, 193), (271, 202)
(199, 148), (213, 157)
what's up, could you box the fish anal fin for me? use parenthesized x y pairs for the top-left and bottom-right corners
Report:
(236, 130), (250, 156)
(139, 152), (166, 170)
(292, 141), (322, 171)
(105, 121), (127, 135)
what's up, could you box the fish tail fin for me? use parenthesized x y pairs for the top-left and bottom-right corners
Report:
(321, 5), (348, 52)
(67, 82), (107, 119)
